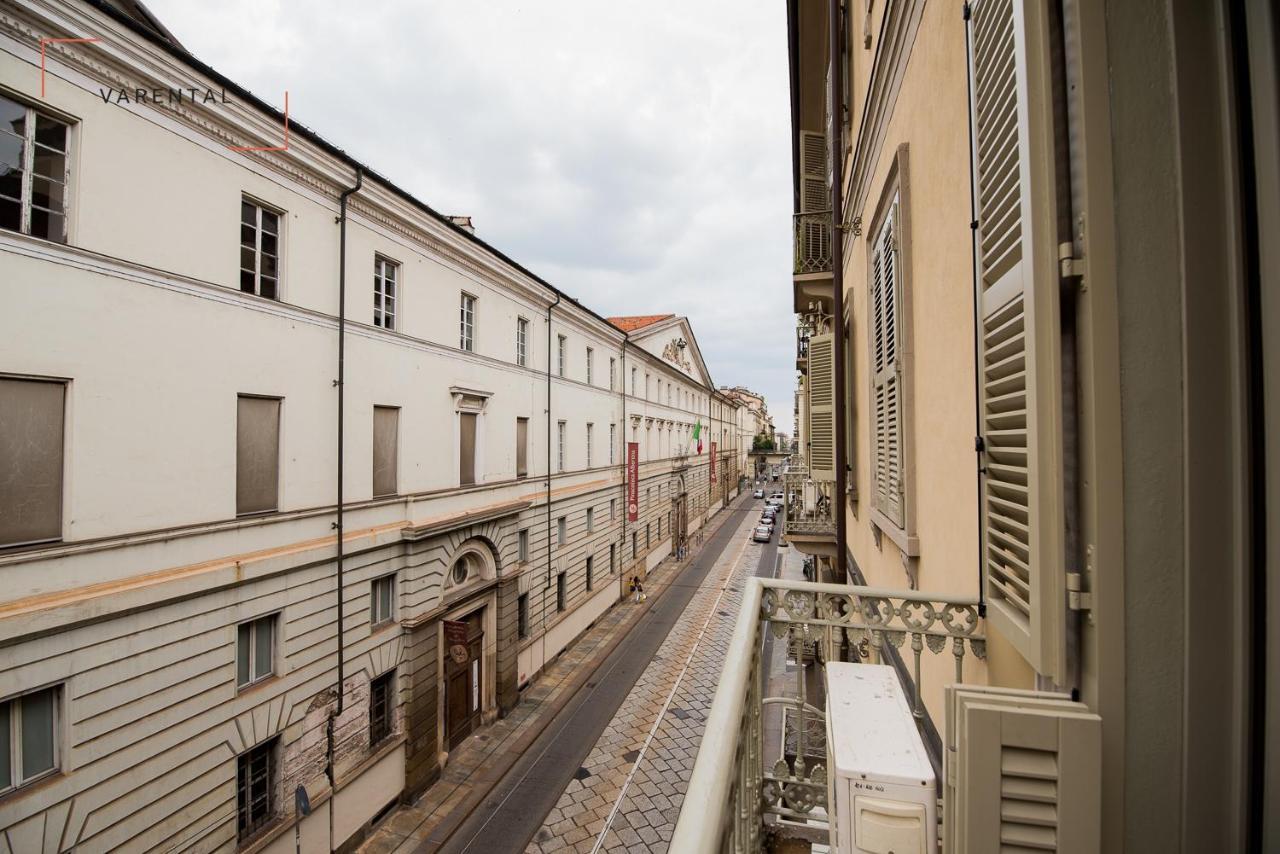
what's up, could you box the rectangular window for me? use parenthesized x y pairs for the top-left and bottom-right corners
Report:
(645, 373), (651, 399)
(586, 423), (594, 468)
(631, 367), (637, 396)
(372, 405), (399, 497)
(586, 507), (594, 533)
(518, 529), (529, 562)
(236, 395), (280, 516)
(0, 94), (70, 242)
(460, 293), (475, 351)
(611, 498), (618, 521)
(237, 737), (278, 840)
(371, 574), (396, 627)
(0, 686), (60, 794)
(516, 417), (529, 478)
(609, 423), (616, 465)
(557, 420), (566, 472)
(609, 543), (616, 574)
(557, 335), (567, 377)
(240, 198), (281, 300)
(586, 556), (594, 592)
(369, 670), (394, 747)
(609, 358), (616, 391)
(557, 516), (567, 546)
(373, 256), (397, 330)
(0, 377), (65, 546)
(556, 572), (567, 612)
(646, 524), (651, 550)
(236, 614), (277, 688)
(516, 317), (528, 367)
(586, 347), (594, 384)
(459, 412), (477, 486)
(631, 531), (637, 558)
(518, 593), (530, 639)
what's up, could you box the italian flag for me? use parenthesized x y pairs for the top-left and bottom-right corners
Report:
(693, 420), (703, 454)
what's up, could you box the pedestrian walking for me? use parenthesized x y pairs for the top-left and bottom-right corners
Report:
(630, 576), (645, 603)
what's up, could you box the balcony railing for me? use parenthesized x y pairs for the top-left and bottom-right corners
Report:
(670, 578), (985, 853)
(793, 211), (833, 275)
(782, 467), (835, 538)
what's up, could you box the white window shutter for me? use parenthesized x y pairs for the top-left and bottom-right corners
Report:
(968, 0), (1066, 680)
(944, 685), (1101, 854)
(870, 204), (904, 527)
(807, 333), (835, 482)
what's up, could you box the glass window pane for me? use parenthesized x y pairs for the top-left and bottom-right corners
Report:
(0, 96), (25, 136)
(239, 270), (256, 294)
(261, 210), (278, 234)
(241, 200), (255, 225)
(20, 689), (55, 780)
(29, 209), (64, 243)
(237, 623), (251, 686)
(0, 166), (22, 204)
(260, 232), (277, 257)
(260, 278), (277, 301)
(0, 133), (22, 172)
(32, 148), (65, 181)
(240, 223), (255, 246)
(253, 618), (273, 679)
(31, 176), (64, 214)
(240, 246), (256, 273)
(0, 702), (10, 790)
(34, 116), (66, 151)
(260, 255), (277, 278)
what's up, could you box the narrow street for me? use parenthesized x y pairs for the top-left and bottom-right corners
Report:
(363, 487), (780, 854)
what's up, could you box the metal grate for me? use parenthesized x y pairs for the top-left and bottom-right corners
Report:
(236, 738), (277, 840)
(369, 670), (394, 747)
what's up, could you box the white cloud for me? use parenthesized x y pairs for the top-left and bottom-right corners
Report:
(147, 0), (796, 425)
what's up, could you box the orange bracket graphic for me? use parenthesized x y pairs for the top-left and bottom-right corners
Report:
(229, 91), (290, 152)
(41, 37), (102, 98)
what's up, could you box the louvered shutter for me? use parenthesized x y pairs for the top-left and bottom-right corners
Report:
(807, 333), (835, 481)
(944, 685), (1101, 854)
(798, 131), (832, 272)
(870, 204), (904, 527)
(968, 0), (1065, 679)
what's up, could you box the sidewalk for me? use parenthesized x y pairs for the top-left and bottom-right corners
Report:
(526, 509), (770, 853)
(360, 496), (749, 854)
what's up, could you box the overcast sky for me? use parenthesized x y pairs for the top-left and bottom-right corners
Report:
(146, 0), (795, 430)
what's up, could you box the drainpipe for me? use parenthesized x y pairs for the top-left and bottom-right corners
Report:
(329, 165), (361, 853)
(620, 333), (630, 574)
(962, 3), (986, 613)
(544, 293), (561, 594)
(829, 0), (849, 582)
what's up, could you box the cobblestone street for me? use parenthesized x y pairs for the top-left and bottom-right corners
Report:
(526, 508), (777, 853)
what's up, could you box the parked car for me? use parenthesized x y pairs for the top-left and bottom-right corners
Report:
(752, 525), (772, 543)
(759, 514), (775, 530)
(768, 493), (784, 506)
(761, 506), (777, 520)
(753, 488), (765, 499)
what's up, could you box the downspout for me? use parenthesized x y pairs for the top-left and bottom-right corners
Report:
(329, 165), (362, 852)
(620, 333), (630, 573)
(830, 0), (849, 582)
(962, 3), (986, 613)
(545, 293), (561, 594)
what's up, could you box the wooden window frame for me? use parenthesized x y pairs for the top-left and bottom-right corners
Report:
(459, 292), (476, 351)
(516, 316), (529, 367)
(0, 685), (61, 794)
(370, 573), (396, 627)
(373, 255), (398, 330)
(239, 196), (283, 300)
(865, 146), (919, 556)
(0, 92), (72, 243)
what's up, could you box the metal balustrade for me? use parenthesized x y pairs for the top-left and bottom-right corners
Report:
(670, 578), (985, 853)
(793, 211), (834, 275)
(782, 466), (836, 539)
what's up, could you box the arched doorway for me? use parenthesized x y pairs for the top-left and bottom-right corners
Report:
(439, 541), (497, 751)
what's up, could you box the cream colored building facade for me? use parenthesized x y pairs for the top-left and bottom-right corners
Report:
(0, 2), (751, 851)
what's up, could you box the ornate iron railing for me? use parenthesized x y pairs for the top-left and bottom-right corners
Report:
(793, 211), (833, 275)
(670, 578), (985, 853)
(782, 469), (835, 538)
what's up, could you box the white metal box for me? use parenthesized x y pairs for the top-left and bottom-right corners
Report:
(825, 663), (937, 854)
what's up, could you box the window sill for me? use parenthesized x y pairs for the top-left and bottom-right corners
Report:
(235, 673), (281, 699)
(0, 768), (64, 806)
(869, 507), (919, 557)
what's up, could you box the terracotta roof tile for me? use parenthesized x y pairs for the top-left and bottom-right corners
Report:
(607, 314), (675, 333)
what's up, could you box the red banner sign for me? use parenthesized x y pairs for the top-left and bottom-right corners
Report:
(710, 441), (717, 484)
(626, 442), (639, 521)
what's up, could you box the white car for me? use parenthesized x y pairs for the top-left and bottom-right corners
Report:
(753, 488), (764, 499)
(752, 525), (772, 542)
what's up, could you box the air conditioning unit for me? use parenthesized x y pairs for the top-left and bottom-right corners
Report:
(825, 663), (936, 854)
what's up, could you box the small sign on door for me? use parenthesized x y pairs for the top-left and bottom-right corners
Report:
(444, 619), (469, 665)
